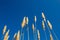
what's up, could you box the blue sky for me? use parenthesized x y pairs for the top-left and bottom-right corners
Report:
(0, 0), (60, 40)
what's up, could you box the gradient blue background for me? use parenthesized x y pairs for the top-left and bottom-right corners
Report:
(0, 0), (60, 40)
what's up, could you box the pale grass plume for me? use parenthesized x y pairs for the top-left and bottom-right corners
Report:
(17, 30), (20, 40)
(14, 33), (17, 38)
(50, 33), (53, 40)
(34, 16), (37, 23)
(42, 20), (45, 30)
(32, 24), (35, 31)
(3, 25), (7, 35)
(42, 12), (46, 22)
(47, 20), (52, 30)
(26, 17), (29, 24)
(7, 36), (9, 40)
(4, 30), (10, 40)
(42, 12), (45, 19)
(21, 17), (26, 28)
(4, 35), (9, 40)
(37, 30), (40, 40)
(15, 30), (20, 40)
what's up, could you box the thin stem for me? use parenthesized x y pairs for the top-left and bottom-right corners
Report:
(44, 30), (47, 40)
(45, 21), (59, 40)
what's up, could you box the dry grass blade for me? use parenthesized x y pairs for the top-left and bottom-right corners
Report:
(50, 33), (53, 40)
(15, 31), (20, 40)
(4, 30), (10, 40)
(17, 31), (20, 40)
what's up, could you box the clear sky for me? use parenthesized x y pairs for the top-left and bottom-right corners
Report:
(0, 0), (60, 40)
